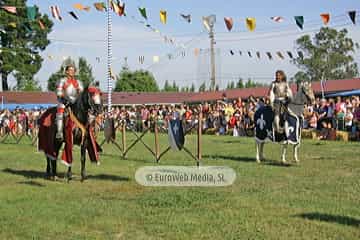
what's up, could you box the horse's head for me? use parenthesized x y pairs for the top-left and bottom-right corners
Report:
(86, 86), (103, 115)
(299, 81), (315, 105)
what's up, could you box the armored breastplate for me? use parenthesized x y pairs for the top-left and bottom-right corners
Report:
(273, 82), (288, 98)
(64, 81), (79, 103)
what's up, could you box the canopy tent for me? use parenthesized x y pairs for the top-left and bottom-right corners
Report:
(0, 103), (56, 111)
(326, 89), (360, 98)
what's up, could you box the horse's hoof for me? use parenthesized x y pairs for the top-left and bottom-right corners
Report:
(256, 159), (261, 163)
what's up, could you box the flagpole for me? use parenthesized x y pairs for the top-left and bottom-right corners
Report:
(107, 0), (113, 114)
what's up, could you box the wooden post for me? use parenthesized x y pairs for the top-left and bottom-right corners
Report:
(154, 119), (160, 162)
(122, 121), (126, 158)
(197, 111), (202, 166)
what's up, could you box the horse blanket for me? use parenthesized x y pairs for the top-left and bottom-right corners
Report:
(254, 106), (302, 144)
(38, 108), (100, 166)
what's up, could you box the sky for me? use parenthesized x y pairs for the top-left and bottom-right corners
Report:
(17, 0), (360, 91)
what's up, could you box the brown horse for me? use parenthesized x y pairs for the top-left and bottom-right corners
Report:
(38, 87), (103, 181)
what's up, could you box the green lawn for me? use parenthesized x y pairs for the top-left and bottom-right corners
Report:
(0, 134), (359, 240)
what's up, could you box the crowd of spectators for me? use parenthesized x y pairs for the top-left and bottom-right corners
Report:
(1, 95), (359, 141)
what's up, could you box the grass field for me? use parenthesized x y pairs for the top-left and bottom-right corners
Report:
(0, 133), (359, 240)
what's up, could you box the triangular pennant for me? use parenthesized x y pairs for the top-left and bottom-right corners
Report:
(239, 51), (242, 56)
(246, 18), (256, 31)
(111, 0), (120, 15)
(248, 51), (252, 57)
(160, 10), (167, 24)
(139, 56), (145, 64)
(27, 6), (36, 21)
(256, 52), (261, 59)
(348, 11), (356, 25)
(180, 14), (191, 23)
(276, 51), (284, 59)
(50, 6), (62, 21)
(287, 51), (293, 59)
(230, 50), (234, 55)
(138, 7), (147, 20)
(320, 13), (330, 25)
(294, 16), (304, 30)
(271, 16), (284, 23)
(68, 11), (79, 20)
(2, 6), (17, 14)
(266, 52), (272, 60)
(224, 17), (233, 31)
(73, 3), (84, 10)
(194, 48), (200, 56)
(117, 1), (125, 16)
(94, 2), (106, 12)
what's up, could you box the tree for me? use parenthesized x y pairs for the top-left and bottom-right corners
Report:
(171, 81), (179, 92)
(163, 80), (171, 91)
(14, 72), (41, 91)
(245, 78), (255, 88)
(190, 83), (195, 92)
(198, 82), (206, 92)
(0, 1), (53, 91)
(115, 69), (159, 92)
(293, 27), (359, 82)
(236, 78), (244, 89)
(227, 81), (235, 89)
(78, 57), (95, 87)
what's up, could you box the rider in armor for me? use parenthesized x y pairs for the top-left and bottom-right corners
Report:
(269, 70), (293, 133)
(55, 64), (84, 140)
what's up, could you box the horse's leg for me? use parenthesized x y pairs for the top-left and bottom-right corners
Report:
(281, 144), (287, 164)
(80, 145), (86, 182)
(294, 144), (299, 163)
(66, 167), (72, 182)
(46, 157), (51, 178)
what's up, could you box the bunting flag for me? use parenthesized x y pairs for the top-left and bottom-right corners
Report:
(38, 20), (46, 30)
(68, 11), (79, 20)
(167, 54), (173, 60)
(118, 1), (125, 16)
(138, 7), (147, 20)
(1, 6), (17, 14)
(239, 51), (242, 56)
(109, 68), (116, 80)
(230, 50), (234, 55)
(256, 51), (261, 59)
(27, 6), (36, 21)
(180, 14), (191, 23)
(153, 56), (159, 63)
(287, 51), (293, 59)
(139, 55), (145, 64)
(73, 3), (90, 11)
(96, 57), (100, 63)
(111, 1), (120, 15)
(266, 52), (272, 60)
(160, 10), (167, 24)
(271, 16), (284, 23)
(248, 51), (252, 57)
(320, 13), (330, 25)
(348, 11), (356, 25)
(94, 2), (106, 12)
(194, 48), (200, 56)
(298, 51), (304, 59)
(294, 16), (304, 30)
(276, 51), (284, 59)
(50, 6), (62, 21)
(224, 17), (234, 31)
(181, 51), (185, 57)
(246, 18), (256, 31)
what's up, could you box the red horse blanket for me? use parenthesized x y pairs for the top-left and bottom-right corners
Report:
(38, 108), (100, 166)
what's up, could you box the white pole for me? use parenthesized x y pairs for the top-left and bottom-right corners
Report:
(107, 0), (113, 114)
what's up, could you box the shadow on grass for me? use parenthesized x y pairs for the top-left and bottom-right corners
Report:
(87, 174), (130, 182)
(203, 154), (255, 163)
(262, 161), (293, 167)
(3, 168), (50, 179)
(17, 180), (45, 187)
(296, 212), (360, 227)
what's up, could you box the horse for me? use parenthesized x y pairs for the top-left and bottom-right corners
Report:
(38, 86), (103, 181)
(255, 81), (315, 164)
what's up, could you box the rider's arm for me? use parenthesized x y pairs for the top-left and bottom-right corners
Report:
(269, 83), (275, 105)
(286, 83), (293, 101)
(56, 78), (66, 98)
